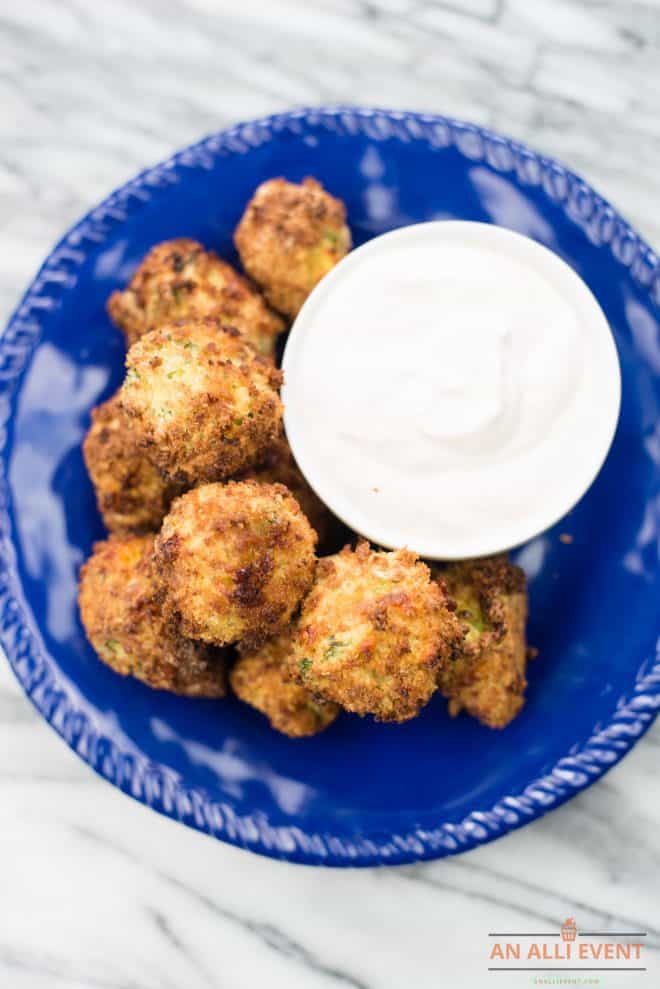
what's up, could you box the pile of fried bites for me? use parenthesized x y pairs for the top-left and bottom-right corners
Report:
(78, 177), (532, 738)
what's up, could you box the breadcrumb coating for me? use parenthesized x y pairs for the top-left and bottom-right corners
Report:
(234, 177), (351, 318)
(231, 630), (339, 737)
(119, 319), (283, 486)
(107, 238), (284, 358)
(83, 392), (182, 534)
(287, 541), (464, 723)
(154, 481), (317, 648)
(78, 535), (227, 696)
(438, 555), (528, 729)
(241, 431), (334, 547)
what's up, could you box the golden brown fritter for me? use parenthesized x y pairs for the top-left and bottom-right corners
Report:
(287, 541), (464, 723)
(107, 238), (285, 358)
(154, 481), (317, 648)
(241, 431), (334, 547)
(231, 630), (339, 737)
(234, 177), (351, 318)
(78, 535), (227, 696)
(438, 555), (528, 729)
(83, 392), (182, 534)
(119, 319), (283, 487)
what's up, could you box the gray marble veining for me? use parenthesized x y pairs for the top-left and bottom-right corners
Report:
(1, 2), (659, 987)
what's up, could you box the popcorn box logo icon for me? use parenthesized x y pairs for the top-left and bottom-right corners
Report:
(562, 918), (577, 942)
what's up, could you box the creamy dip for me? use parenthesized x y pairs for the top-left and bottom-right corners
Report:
(282, 222), (621, 559)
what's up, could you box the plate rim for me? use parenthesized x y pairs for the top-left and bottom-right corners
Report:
(1, 104), (659, 867)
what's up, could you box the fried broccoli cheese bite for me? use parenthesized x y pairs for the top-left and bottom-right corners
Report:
(154, 481), (317, 648)
(234, 177), (351, 318)
(119, 319), (283, 487)
(231, 630), (339, 737)
(438, 555), (528, 729)
(107, 238), (285, 359)
(287, 541), (464, 723)
(83, 392), (182, 534)
(241, 431), (334, 548)
(78, 535), (227, 696)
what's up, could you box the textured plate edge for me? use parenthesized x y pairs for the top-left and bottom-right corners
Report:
(0, 105), (659, 868)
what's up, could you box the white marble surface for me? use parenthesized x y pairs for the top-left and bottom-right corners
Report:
(1, 2), (659, 987)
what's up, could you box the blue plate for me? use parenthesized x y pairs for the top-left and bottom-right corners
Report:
(2, 107), (659, 866)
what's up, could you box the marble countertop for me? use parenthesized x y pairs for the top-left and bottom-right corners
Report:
(1, 2), (659, 987)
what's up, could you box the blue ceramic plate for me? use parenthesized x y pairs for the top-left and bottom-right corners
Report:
(2, 107), (659, 866)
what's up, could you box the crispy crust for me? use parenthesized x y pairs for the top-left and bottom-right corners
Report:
(154, 480), (317, 648)
(83, 392), (183, 534)
(287, 540), (464, 723)
(234, 177), (351, 318)
(78, 535), (227, 696)
(231, 630), (339, 737)
(241, 431), (334, 548)
(107, 238), (285, 358)
(438, 555), (528, 729)
(119, 318), (283, 486)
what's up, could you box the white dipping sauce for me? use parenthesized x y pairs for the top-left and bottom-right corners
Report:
(282, 222), (621, 559)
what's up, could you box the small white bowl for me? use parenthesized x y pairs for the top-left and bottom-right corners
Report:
(282, 221), (621, 559)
